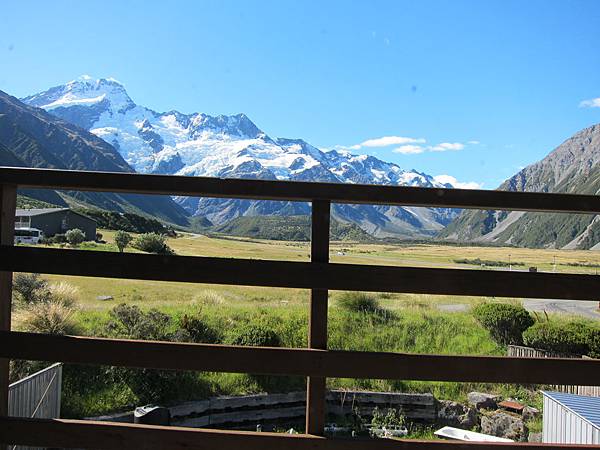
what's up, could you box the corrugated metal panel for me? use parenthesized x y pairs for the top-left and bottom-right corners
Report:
(543, 391), (600, 444)
(8, 363), (62, 450)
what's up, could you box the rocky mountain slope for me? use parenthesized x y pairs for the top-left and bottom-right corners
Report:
(0, 90), (189, 226)
(22, 76), (459, 237)
(441, 124), (600, 249)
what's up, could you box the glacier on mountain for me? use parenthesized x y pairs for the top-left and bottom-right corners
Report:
(22, 76), (459, 237)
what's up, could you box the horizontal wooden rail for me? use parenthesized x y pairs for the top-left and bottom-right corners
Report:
(3, 166), (600, 213)
(3, 331), (600, 385)
(1, 417), (595, 450)
(2, 245), (599, 300)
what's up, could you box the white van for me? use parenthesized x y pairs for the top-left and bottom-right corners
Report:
(14, 228), (44, 245)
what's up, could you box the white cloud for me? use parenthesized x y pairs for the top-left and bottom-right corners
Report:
(331, 137), (478, 155)
(580, 97), (600, 108)
(429, 142), (465, 152)
(358, 136), (426, 148)
(434, 175), (483, 189)
(393, 145), (425, 154)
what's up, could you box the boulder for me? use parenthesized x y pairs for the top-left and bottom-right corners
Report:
(522, 406), (540, 422)
(437, 400), (478, 429)
(481, 411), (528, 441)
(467, 392), (499, 410)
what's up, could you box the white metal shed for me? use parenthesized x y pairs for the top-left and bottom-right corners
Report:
(542, 391), (600, 444)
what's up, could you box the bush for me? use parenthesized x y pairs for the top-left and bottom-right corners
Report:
(105, 304), (172, 340)
(589, 328), (600, 359)
(371, 406), (406, 429)
(17, 298), (79, 335)
(51, 234), (67, 244)
(523, 320), (598, 356)
(337, 292), (382, 314)
(65, 228), (85, 246)
(226, 321), (282, 347)
(131, 233), (174, 255)
(103, 304), (195, 404)
(178, 315), (221, 344)
(13, 273), (47, 304)
(472, 303), (534, 345)
(114, 230), (132, 253)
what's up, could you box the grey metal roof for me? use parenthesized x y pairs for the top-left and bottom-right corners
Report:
(15, 208), (69, 217)
(543, 391), (600, 429)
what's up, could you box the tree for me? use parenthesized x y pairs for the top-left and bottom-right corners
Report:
(114, 230), (132, 253)
(65, 228), (85, 246)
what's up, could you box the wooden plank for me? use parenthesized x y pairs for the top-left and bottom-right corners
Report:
(306, 200), (331, 435)
(2, 245), (600, 301)
(3, 331), (600, 385)
(0, 417), (593, 449)
(0, 184), (16, 418)
(3, 166), (600, 213)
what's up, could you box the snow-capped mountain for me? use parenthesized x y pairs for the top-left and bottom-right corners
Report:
(23, 76), (459, 237)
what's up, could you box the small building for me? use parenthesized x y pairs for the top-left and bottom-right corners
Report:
(542, 391), (600, 444)
(15, 208), (97, 241)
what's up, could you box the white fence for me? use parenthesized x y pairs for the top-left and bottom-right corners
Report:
(8, 363), (63, 450)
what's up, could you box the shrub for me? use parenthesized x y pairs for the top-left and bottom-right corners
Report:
(114, 230), (133, 253)
(13, 273), (47, 304)
(226, 321), (282, 347)
(588, 328), (600, 359)
(103, 304), (196, 404)
(51, 234), (67, 244)
(337, 292), (382, 314)
(17, 298), (79, 335)
(472, 303), (534, 345)
(105, 304), (172, 340)
(131, 233), (174, 255)
(371, 406), (406, 429)
(178, 314), (220, 343)
(65, 228), (85, 246)
(523, 321), (597, 356)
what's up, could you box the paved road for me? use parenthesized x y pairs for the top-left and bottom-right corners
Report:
(523, 299), (600, 320)
(436, 299), (600, 320)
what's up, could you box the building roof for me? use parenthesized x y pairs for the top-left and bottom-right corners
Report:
(543, 391), (600, 429)
(16, 208), (69, 217)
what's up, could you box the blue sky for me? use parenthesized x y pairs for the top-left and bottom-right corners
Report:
(1, 0), (599, 188)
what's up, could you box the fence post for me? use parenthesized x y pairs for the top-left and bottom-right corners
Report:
(0, 183), (17, 419)
(305, 199), (330, 435)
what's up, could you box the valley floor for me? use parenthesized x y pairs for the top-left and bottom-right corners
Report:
(9, 231), (600, 426)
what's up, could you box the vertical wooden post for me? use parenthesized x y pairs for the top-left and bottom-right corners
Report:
(0, 183), (17, 418)
(305, 199), (330, 435)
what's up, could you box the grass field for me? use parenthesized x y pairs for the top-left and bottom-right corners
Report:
(31, 228), (600, 313)
(12, 230), (598, 420)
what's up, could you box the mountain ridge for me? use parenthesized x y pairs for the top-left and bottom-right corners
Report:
(22, 76), (459, 237)
(0, 89), (189, 226)
(440, 123), (600, 249)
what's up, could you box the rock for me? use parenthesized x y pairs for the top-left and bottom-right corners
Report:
(437, 400), (478, 429)
(468, 392), (499, 410)
(481, 411), (528, 441)
(528, 432), (542, 443)
(522, 406), (540, 422)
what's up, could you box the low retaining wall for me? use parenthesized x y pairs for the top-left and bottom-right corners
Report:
(88, 390), (436, 429)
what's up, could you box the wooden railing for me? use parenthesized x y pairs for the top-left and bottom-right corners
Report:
(1, 166), (600, 449)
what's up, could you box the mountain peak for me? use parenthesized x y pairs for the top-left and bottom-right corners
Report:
(22, 75), (134, 113)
